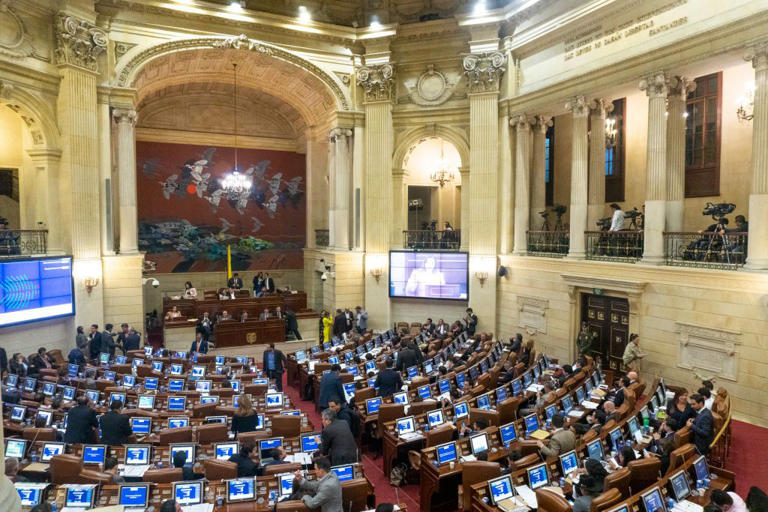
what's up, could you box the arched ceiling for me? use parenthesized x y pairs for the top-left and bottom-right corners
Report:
(133, 48), (336, 127)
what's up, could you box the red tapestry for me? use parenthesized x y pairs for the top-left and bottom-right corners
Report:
(136, 141), (306, 273)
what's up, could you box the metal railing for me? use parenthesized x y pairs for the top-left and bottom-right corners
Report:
(664, 231), (747, 270)
(526, 231), (569, 257)
(586, 230), (643, 262)
(0, 229), (47, 257)
(315, 229), (329, 248)
(403, 230), (460, 250)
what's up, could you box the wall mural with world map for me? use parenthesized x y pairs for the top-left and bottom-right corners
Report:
(136, 141), (306, 273)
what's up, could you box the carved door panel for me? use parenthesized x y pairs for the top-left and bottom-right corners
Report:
(581, 294), (629, 371)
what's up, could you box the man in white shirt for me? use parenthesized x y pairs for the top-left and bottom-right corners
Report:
(711, 490), (748, 512)
(609, 203), (625, 231)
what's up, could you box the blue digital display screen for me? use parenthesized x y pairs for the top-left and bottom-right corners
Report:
(144, 377), (158, 390)
(126, 446), (149, 464)
(407, 366), (418, 379)
(588, 440), (603, 460)
(669, 471), (690, 501)
(436, 443), (457, 465)
(528, 464), (549, 489)
(609, 428), (623, 452)
(301, 434), (320, 453)
(167, 397), (186, 410)
(560, 451), (579, 475)
(16, 486), (42, 506)
(477, 395), (491, 410)
(496, 386), (508, 402)
(227, 479), (254, 502)
(575, 387), (585, 403)
(260, 438), (282, 451)
(522, 372), (532, 387)
(642, 489), (665, 512)
(512, 379), (522, 395)
(561, 395), (573, 412)
(524, 414), (539, 434)
(175, 482), (202, 505)
(66, 487), (94, 507)
(418, 385), (431, 399)
(427, 410), (444, 427)
(332, 465), (354, 482)
(215, 443), (238, 460)
(454, 402), (469, 418)
(168, 379), (184, 392)
(130, 418), (151, 434)
(438, 379), (450, 394)
(500, 423), (517, 446)
(693, 456), (709, 481)
(366, 398), (381, 414)
(120, 485), (149, 507)
(393, 392), (408, 405)
(489, 476), (514, 504)
(82, 445), (105, 464)
(41, 443), (64, 461)
(169, 417), (188, 429)
(0, 257), (74, 327)
(455, 373), (466, 389)
(545, 404), (557, 420)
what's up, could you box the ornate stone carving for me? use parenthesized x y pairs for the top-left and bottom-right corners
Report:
(534, 115), (553, 133)
(404, 64), (458, 106)
(463, 52), (506, 93)
(676, 322), (741, 381)
(328, 127), (352, 142)
(667, 76), (697, 100)
(745, 42), (768, 71)
(565, 95), (589, 117)
(639, 71), (670, 98)
(0, 1), (42, 60)
(114, 41), (137, 60)
(213, 34), (275, 55)
(357, 64), (396, 103)
(54, 13), (107, 72)
(112, 108), (138, 126)
(0, 80), (13, 101)
(517, 295), (549, 334)
(589, 98), (614, 116)
(510, 114), (535, 131)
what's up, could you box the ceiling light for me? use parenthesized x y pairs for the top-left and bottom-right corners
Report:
(370, 16), (382, 30)
(298, 5), (311, 23)
(228, 0), (245, 11)
(473, 0), (487, 16)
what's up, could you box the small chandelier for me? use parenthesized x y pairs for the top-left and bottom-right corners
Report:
(736, 82), (754, 123)
(430, 140), (455, 188)
(219, 62), (253, 194)
(605, 117), (618, 148)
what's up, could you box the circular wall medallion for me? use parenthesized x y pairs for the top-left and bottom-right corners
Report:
(417, 70), (446, 102)
(0, 11), (23, 49)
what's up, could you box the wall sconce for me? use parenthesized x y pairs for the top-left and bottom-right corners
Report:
(84, 277), (99, 294)
(370, 267), (383, 283)
(474, 271), (489, 287)
(736, 82), (755, 123)
(604, 117), (618, 148)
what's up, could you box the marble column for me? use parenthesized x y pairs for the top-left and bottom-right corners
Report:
(329, 127), (352, 250)
(26, 149), (63, 254)
(113, 108), (138, 254)
(745, 44), (768, 270)
(666, 76), (696, 232)
(639, 72), (670, 264)
(530, 116), (551, 231)
(567, 96), (590, 259)
(588, 99), (612, 229)
(512, 114), (533, 255)
(498, 112), (513, 254)
(352, 124), (365, 250)
(391, 168), (408, 249)
(459, 167), (470, 250)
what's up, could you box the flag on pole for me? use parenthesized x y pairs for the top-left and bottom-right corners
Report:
(227, 245), (232, 279)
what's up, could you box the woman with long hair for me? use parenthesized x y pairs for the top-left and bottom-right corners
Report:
(183, 281), (197, 299)
(666, 389), (695, 430)
(231, 394), (258, 434)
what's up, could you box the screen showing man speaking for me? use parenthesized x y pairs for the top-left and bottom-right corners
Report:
(389, 251), (468, 300)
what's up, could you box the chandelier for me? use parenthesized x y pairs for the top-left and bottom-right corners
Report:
(219, 62), (253, 194)
(605, 117), (618, 148)
(430, 140), (455, 188)
(736, 82), (754, 123)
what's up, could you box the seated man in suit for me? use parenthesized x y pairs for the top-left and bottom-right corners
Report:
(173, 451), (202, 480)
(32, 347), (56, 371)
(687, 393), (714, 455)
(537, 412), (576, 458)
(99, 399), (133, 446)
(227, 272), (243, 289)
(292, 456), (342, 512)
(189, 331), (209, 354)
(229, 440), (262, 477)
(219, 310), (233, 322)
(259, 308), (271, 321)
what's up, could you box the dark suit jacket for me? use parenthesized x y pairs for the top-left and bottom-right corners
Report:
(89, 332), (103, 359)
(332, 314), (346, 337)
(264, 277), (275, 293)
(190, 339), (209, 354)
(374, 369), (403, 398)
(231, 413), (259, 434)
(64, 405), (99, 444)
(120, 333), (141, 352)
(612, 388), (625, 408)
(99, 410), (133, 445)
(320, 419), (358, 466)
(318, 372), (346, 408)
(228, 277), (243, 289)
(0, 347), (7, 375)
(32, 354), (55, 371)
(9, 359), (28, 377)
(396, 347), (419, 372)
(262, 349), (286, 373)
(690, 408), (714, 454)
(229, 453), (261, 477)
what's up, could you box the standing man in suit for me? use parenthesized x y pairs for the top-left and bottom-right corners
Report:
(396, 341), (419, 372)
(537, 413), (576, 457)
(318, 408), (358, 466)
(622, 333), (646, 372)
(354, 306), (368, 334)
(262, 343), (286, 392)
(198, 312), (213, 340)
(64, 396), (99, 444)
(102, 324), (116, 358)
(89, 324), (103, 361)
(374, 358), (403, 397)
(293, 456), (343, 512)
(285, 308), (302, 340)
(227, 272), (243, 289)
(190, 331), (209, 354)
(99, 399), (133, 445)
(318, 364), (346, 410)
(687, 393), (714, 454)
(464, 307), (478, 336)
(332, 309), (346, 338)
(263, 273), (275, 293)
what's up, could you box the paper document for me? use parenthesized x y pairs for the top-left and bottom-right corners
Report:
(581, 400), (599, 410)
(515, 485), (538, 509)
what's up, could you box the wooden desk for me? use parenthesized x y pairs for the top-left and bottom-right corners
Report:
(215, 319), (285, 347)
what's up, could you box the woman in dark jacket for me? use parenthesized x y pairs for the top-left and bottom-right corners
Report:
(666, 390), (696, 430)
(231, 394), (259, 433)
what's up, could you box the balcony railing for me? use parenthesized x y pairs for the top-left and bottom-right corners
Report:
(526, 231), (569, 257)
(0, 229), (47, 258)
(315, 229), (329, 248)
(586, 230), (643, 263)
(664, 231), (747, 270)
(403, 230), (460, 250)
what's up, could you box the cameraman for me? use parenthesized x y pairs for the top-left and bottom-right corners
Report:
(726, 215), (748, 234)
(609, 203), (624, 231)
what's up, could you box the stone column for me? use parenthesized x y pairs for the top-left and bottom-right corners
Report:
(498, 111), (513, 254)
(352, 124), (365, 250)
(512, 114), (533, 255)
(566, 96), (590, 259)
(588, 99), (613, 228)
(530, 116), (551, 230)
(745, 44), (768, 270)
(666, 77), (696, 232)
(459, 167), (470, 250)
(113, 108), (138, 253)
(391, 168), (408, 249)
(26, 149), (63, 254)
(55, 12), (107, 324)
(639, 72), (670, 264)
(329, 127), (352, 250)
(357, 64), (395, 328)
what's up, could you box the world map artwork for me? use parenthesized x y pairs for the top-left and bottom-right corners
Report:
(136, 141), (306, 273)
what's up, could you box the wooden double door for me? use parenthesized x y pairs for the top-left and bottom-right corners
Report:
(581, 293), (630, 372)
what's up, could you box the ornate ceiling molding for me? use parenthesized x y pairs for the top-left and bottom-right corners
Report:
(463, 51), (506, 94)
(54, 13), (108, 72)
(357, 63), (396, 103)
(0, 1), (44, 61)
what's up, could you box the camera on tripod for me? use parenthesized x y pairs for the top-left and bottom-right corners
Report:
(552, 204), (567, 216)
(702, 202), (735, 220)
(539, 211), (549, 219)
(596, 217), (611, 230)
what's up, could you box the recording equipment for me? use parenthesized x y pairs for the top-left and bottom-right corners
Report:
(702, 202), (736, 221)
(596, 217), (611, 231)
(624, 207), (644, 230)
(552, 204), (567, 216)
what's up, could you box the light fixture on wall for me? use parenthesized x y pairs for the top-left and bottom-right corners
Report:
(219, 63), (253, 195)
(84, 277), (99, 294)
(369, 267), (383, 283)
(297, 5), (311, 23)
(736, 82), (755, 123)
(474, 271), (489, 287)
(605, 117), (618, 148)
(430, 139), (455, 188)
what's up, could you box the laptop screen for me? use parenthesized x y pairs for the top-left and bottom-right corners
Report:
(365, 398), (382, 415)
(527, 463), (549, 490)
(396, 416), (415, 435)
(436, 442), (457, 465)
(215, 442), (238, 461)
(488, 475), (515, 505)
(170, 444), (195, 464)
(82, 445), (106, 464)
(168, 417), (189, 429)
(119, 485), (149, 507)
(65, 486), (95, 508)
(40, 442), (65, 462)
(300, 433), (321, 453)
(227, 478), (255, 503)
(559, 450), (579, 476)
(331, 465), (354, 482)
(427, 409), (444, 428)
(470, 432), (489, 455)
(278, 473), (295, 497)
(499, 422), (518, 446)
(130, 417), (152, 435)
(669, 470), (691, 501)
(174, 481), (203, 506)
(15, 484), (43, 507)
(125, 445), (150, 465)
(393, 392), (408, 405)
(641, 488), (666, 512)
(5, 439), (26, 459)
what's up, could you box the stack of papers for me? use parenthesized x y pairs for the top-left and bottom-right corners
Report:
(122, 465), (151, 478)
(286, 453), (313, 465)
(529, 430), (550, 440)
(399, 432), (423, 442)
(515, 485), (537, 509)
(581, 400), (599, 410)
(459, 454), (476, 463)
(526, 384), (544, 393)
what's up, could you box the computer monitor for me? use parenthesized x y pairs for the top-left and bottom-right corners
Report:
(396, 416), (416, 436)
(592, 371), (601, 388)
(36, 410), (53, 427)
(137, 395), (155, 410)
(393, 391), (408, 405)
(231, 380), (241, 392)
(300, 433), (321, 454)
(511, 378), (522, 396)
(82, 445), (106, 465)
(167, 396), (186, 411)
(119, 484), (150, 508)
(259, 437), (283, 455)
(406, 365), (418, 380)
(191, 366), (205, 378)
(9, 406), (25, 422)
(170, 444), (196, 464)
(328, 355), (339, 365)
(15, 484), (44, 507)
(522, 372), (533, 388)
(42, 381), (56, 396)
(23, 377), (37, 392)
(251, 378), (269, 386)
(438, 379), (451, 394)
(435, 442), (457, 465)
(499, 422), (518, 446)
(170, 363), (183, 376)
(365, 397), (382, 415)
(201, 396), (219, 405)
(365, 361), (376, 372)
(168, 379), (184, 392)
(109, 392), (126, 406)
(524, 414), (540, 435)
(587, 439), (604, 461)
(214, 442), (238, 461)
(545, 404), (558, 421)
(346, 365), (359, 377)
(103, 371), (116, 382)
(417, 385), (432, 400)
(174, 481), (203, 506)
(295, 350), (307, 363)
(227, 478), (255, 503)
(256, 414), (264, 430)
(331, 464), (355, 482)
(62, 386), (76, 401)
(561, 395), (574, 413)
(496, 385), (508, 402)
(278, 473), (295, 497)
(477, 394), (491, 410)
(487, 475), (515, 506)
(628, 416), (639, 436)
(5, 439), (27, 459)
(650, 394), (660, 411)
(125, 445), (150, 465)
(130, 417), (152, 435)
(559, 450), (580, 476)
(122, 375), (136, 388)
(526, 462), (550, 490)
(455, 372), (466, 389)
(668, 470), (691, 501)
(85, 390), (100, 404)
(265, 393), (284, 408)
(6, 374), (18, 387)
(65, 486), (96, 508)
(168, 417), (189, 429)
(641, 487), (667, 512)
(692, 455), (710, 482)
(205, 416), (227, 424)
(423, 361), (434, 375)
(40, 442), (65, 462)
(640, 406), (650, 421)
(609, 427), (623, 452)
(454, 402), (469, 419)
(427, 409), (445, 428)
(607, 507), (629, 512)
(195, 380), (212, 393)
(470, 432), (489, 455)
